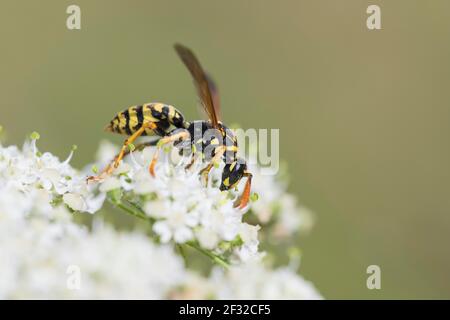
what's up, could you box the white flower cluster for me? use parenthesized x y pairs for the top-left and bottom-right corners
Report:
(0, 138), (185, 299)
(173, 262), (322, 300)
(0, 135), (321, 299)
(92, 141), (260, 262)
(0, 134), (105, 215)
(209, 263), (322, 300)
(247, 164), (314, 240)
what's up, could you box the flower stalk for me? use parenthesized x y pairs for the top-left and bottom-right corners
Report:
(186, 241), (230, 269)
(107, 192), (231, 269)
(0, 132), (322, 299)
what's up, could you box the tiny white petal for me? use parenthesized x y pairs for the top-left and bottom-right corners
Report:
(196, 229), (219, 250)
(99, 176), (121, 193)
(174, 226), (194, 243)
(153, 221), (172, 243)
(63, 193), (86, 211)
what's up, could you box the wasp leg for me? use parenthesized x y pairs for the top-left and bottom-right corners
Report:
(87, 122), (157, 182)
(149, 130), (190, 177)
(233, 172), (253, 209)
(132, 139), (160, 150)
(110, 139), (160, 163)
(184, 154), (197, 170)
(199, 146), (226, 186)
(86, 140), (159, 183)
(113, 122), (158, 169)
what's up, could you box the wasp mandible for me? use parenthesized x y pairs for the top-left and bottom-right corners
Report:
(88, 44), (252, 209)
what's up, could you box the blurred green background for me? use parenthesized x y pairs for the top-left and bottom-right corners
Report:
(1, 0), (450, 299)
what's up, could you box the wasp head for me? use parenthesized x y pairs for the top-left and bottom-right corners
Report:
(220, 158), (247, 191)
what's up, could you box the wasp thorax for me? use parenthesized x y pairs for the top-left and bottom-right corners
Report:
(220, 158), (247, 191)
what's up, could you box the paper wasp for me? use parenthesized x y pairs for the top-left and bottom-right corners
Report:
(88, 44), (252, 209)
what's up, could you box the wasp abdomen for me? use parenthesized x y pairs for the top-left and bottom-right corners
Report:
(106, 102), (189, 136)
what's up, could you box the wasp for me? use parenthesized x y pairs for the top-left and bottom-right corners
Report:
(88, 44), (252, 209)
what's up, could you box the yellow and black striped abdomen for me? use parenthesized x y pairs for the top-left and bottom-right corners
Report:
(106, 102), (189, 136)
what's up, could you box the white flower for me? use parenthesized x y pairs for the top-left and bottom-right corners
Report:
(196, 228), (220, 250)
(99, 176), (122, 193)
(92, 142), (261, 260)
(273, 195), (314, 238)
(153, 202), (198, 243)
(0, 136), (106, 215)
(0, 166), (185, 298)
(63, 193), (86, 211)
(234, 223), (262, 262)
(0, 135), (322, 299)
(247, 164), (314, 238)
(208, 262), (322, 300)
(174, 260), (322, 300)
(247, 165), (284, 224)
(239, 223), (260, 244)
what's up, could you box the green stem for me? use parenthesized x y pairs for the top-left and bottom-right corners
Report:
(177, 244), (188, 266)
(115, 201), (148, 220)
(109, 195), (230, 269)
(186, 241), (230, 269)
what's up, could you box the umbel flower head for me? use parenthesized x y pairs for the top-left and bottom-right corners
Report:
(0, 132), (104, 214)
(0, 135), (184, 298)
(90, 140), (261, 263)
(0, 132), (321, 299)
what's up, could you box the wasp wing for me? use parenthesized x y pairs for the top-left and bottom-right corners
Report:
(195, 73), (222, 123)
(205, 73), (221, 121)
(174, 43), (220, 128)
